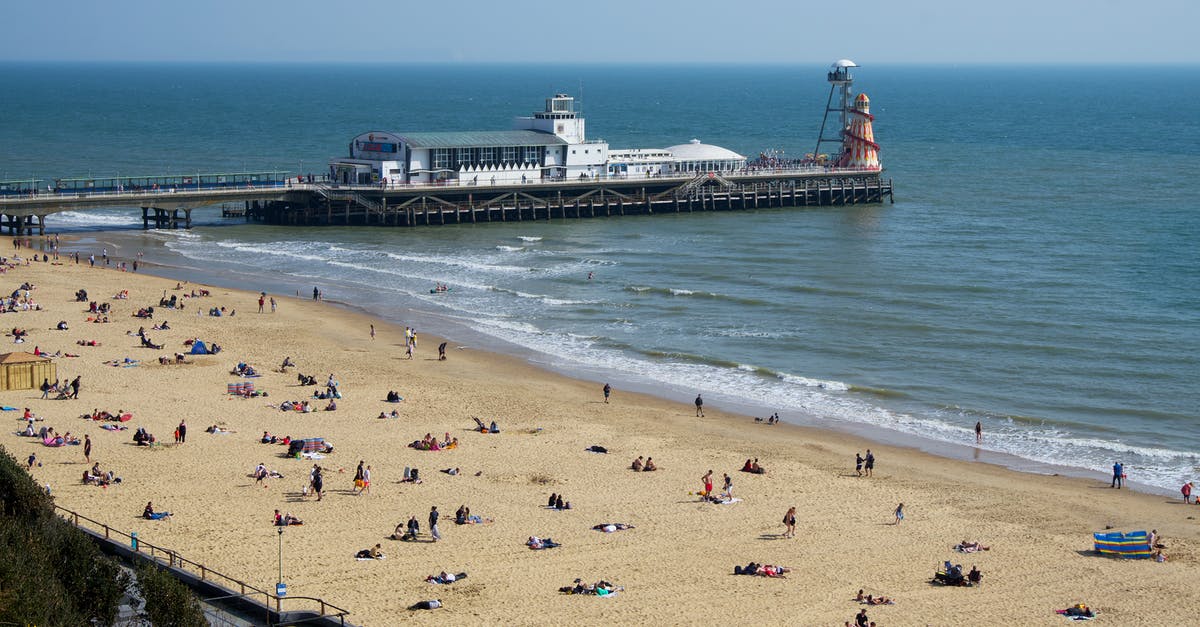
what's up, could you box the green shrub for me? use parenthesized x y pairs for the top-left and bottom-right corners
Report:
(136, 562), (209, 627)
(0, 445), (126, 625)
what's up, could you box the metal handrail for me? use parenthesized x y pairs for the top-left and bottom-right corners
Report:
(53, 504), (350, 623)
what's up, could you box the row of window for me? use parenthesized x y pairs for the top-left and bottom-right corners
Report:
(432, 146), (546, 169)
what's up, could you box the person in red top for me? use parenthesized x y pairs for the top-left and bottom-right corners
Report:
(1183, 481), (1194, 504)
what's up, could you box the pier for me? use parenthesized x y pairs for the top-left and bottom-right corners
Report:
(258, 170), (892, 227)
(0, 61), (894, 232)
(0, 169), (891, 232)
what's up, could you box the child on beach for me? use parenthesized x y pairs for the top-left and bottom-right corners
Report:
(893, 503), (904, 525)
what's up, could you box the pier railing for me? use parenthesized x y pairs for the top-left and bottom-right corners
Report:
(54, 504), (350, 624)
(0, 166), (884, 203)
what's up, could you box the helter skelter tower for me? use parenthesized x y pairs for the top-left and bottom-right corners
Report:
(812, 59), (881, 170)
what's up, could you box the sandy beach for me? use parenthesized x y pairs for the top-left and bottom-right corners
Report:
(6, 246), (1197, 626)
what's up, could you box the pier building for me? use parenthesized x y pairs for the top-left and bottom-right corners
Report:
(331, 94), (609, 186)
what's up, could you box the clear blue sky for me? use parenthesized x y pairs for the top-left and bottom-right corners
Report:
(3, 0), (1197, 64)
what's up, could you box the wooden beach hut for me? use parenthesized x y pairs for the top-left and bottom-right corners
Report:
(0, 352), (56, 391)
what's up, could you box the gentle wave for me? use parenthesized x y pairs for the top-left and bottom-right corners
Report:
(624, 285), (769, 306)
(517, 236), (543, 242)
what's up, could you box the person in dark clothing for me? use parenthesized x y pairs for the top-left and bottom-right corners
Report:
(429, 506), (441, 541)
(694, 394), (704, 417)
(70, 376), (81, 399)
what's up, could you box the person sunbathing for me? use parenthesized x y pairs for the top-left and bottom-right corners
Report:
(757, 564), (791, 578)
(355, 544), (384, 559)
(865, 594), (894, 605)
(143, 502), (171, 520)
(592, 523), (635, 532)
(408, 599), (442, 610)
(526, 536), (560, 550)
(955, 540), (990, 552)
(644, 457), (658, 471)
(426, 571), (467, 584)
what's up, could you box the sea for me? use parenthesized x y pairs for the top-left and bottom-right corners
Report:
(2, 62), (1198, 493)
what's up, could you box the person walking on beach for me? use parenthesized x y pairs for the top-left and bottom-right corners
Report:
(70, 376), (81, 399)
(429, 505), (441, 542)
(270, 296), (276, 312)
(975, 421), (982, 444)
(312, 466), (324, 501)
(1112, 461), (1124, 489)
(1183, 481), (1194, 504)
(864, 450), (875, 477)
(362, 465), (372, 496)
(855, 452), (864, 477)
(370, 324), (375, 340)
(701, 470), (713, 496)
(603, 383), (611, 404)
(694, 394), (704, 417)
(177, 420), (186, 444)
(40, 378), (50, 399)
(782, 506), (797, 538)
(354, 461), (365, 494)
(893, 502), (905, 525)
(83, 434), (91, 463)
(258, 294), (265, 313)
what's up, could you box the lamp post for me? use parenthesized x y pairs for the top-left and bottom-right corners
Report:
(276, 527), (284, 595)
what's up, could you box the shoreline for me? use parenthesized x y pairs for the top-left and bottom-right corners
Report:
(59, 226), (1170, 497)
(7, 246), (1198, 625)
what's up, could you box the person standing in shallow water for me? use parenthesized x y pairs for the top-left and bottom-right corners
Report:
(975, 421), (982, 444)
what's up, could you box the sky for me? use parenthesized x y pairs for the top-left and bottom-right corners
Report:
(2, 0), (1197, 65)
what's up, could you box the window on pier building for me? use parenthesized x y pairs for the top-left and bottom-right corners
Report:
(453, 148), (476, 168)
(479, 147), (496, 165)
(433, 148), (451, 169)
(501, 146), (518, 164)
(524, 146), (541, 164)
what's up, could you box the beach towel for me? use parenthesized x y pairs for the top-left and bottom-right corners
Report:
(356, 555), (386, 561)
(1057, 609), (1098, 621)
(1, 406), (17, 411)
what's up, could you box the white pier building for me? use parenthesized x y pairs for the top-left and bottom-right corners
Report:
(331, 95), (745, 186)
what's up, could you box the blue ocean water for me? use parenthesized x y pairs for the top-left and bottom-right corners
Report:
(2, 62), (1198, 491)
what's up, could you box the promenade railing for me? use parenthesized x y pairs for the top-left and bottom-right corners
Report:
(54, 504), (349, 625)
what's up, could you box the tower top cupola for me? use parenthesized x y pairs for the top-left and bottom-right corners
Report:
(536, 94), (577, 119)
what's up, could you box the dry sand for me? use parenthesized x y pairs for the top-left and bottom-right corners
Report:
(6, 249), (1198, 626)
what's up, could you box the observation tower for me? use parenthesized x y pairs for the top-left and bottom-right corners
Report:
(813, 59), (881, 170)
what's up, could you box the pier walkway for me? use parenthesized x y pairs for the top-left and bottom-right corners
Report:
(0, 168), (893, 233)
